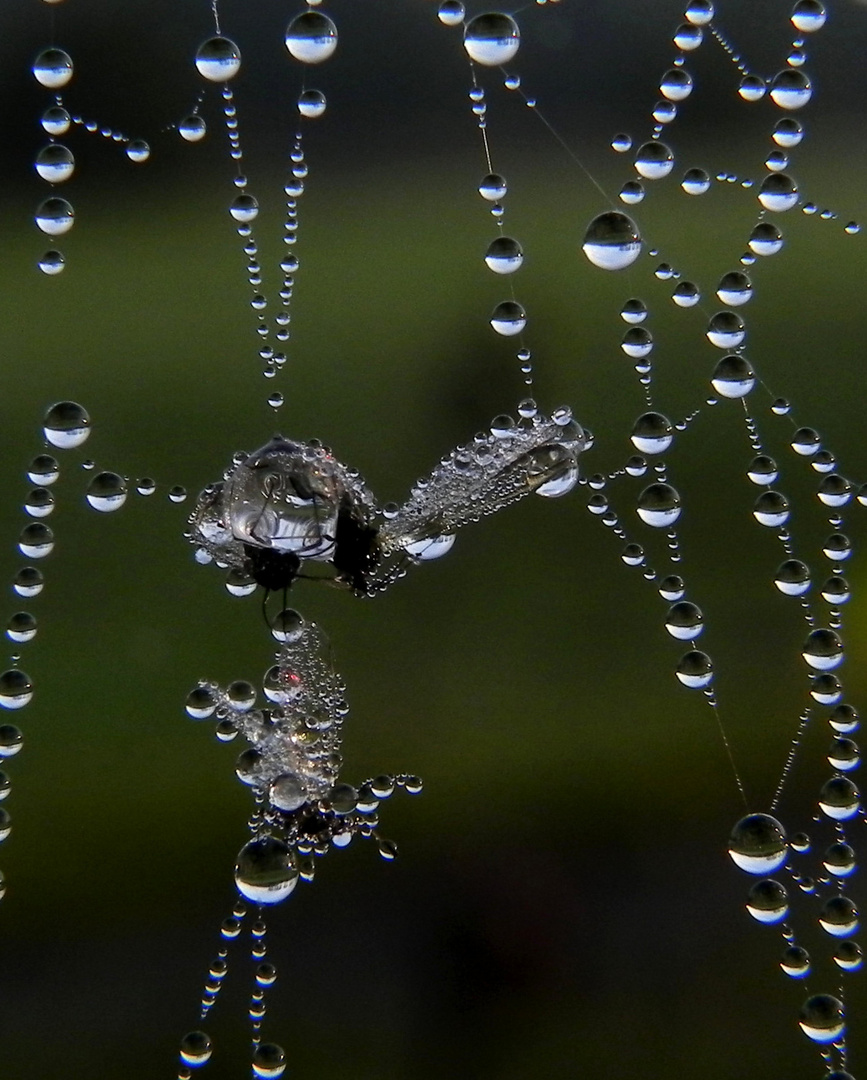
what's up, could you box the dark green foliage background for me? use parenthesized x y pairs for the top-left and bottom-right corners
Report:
(1, 1), (867, 1077)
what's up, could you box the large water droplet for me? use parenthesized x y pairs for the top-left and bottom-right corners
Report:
(791, 0), (827, 32)
(818, 776), (860, 820)
(234, 836), (299, 904)
(582, 212), (641, 270)
(746, 879), (788, 923)
(285, 11), (338, 63)
(32, 47), (73, 88)
(43, 401), (90, 448)
(179, 1031), (213, 1067)
(484, 236), (523, 274)
(298, 89), (327, 118)
(463, 13), (520, 66)
(684, 0), (714, 26)
(35, 144), (75, 184)
(798, 994), (844, 1043)
(195, 37), (241, 82)
(634, 141), (674, 179)
(758, 173), (798, 212)
(774, 559), (810, 595)
(664, 601), (703, 640)
(819, 896), (859, 937)
(252, 1043), (287, 1080)
(748, 223), (784, 255)
(802, 628), (843, 672)
(711, 355), (755, 398)
(770, 69), (812, 110)
(85, 472), (127, 512)
(728, 814), (788, 874)
(35, 197), (74, 236)
(706, 311), (745, 348)
(0, 670), (33, 710)
(660, 68), (693, 101)
(637, 482), (681, 527)
(490, 301), (526, 336)
(631, 412), (673, 454)
(178, 115), (207, 142)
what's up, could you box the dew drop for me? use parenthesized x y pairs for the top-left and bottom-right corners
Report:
(818, 776), (860, 820)
(819, 896), (859, 937)
(746, 879), (788, 924)
(681, 168), (710, 195)
(230, 194), (259, 222)
(41, 105), (71, 136)
(798, 994), (844, 1043)
(770, 69), (812, 110)
(758, 173), (798, 212)
(706, 311), (745, 349)
(672, 281), (700, 307)
(490, 301), (526, 336)
(675, 650), (713, 689)
(774, 559), (810, 595)
(35, 197), (74, 236)
(637, 482), (681, 527)
(438, 1), (466, 27)
(631, 412), (673, 454)
(634, 141), (674, 180)
(38, 250), (65, 276)
(619, 180), (645, 205)
(285, 11), (338, 64)
(834, 942), (862, 972)
(0, 725), (23, 757)
(18, 523), (54, 559)
(126, 139), (150, 163)
(684, 0), (714, 26)
(781, 945), (810, 978)
(35, 144), (74, 184)
(85, 472), (127, 512)
(484, 236), (523, 274)
(13, 568), (44, 599)
(716, 271), (752, 306)
(710, 355), (755, 398)
(32, 47), (73, 88)
(0, 671), (33, 711)
(582, 212), (642, 270)
(611, 133), (632, 153)
(251, 1043), (287, 1080)
(298, 89), (327, 118)
(664, 601), (703, 640)
(738, 75), (766, 102)
(43, 401), (90, 449)
(178, 115), (207, 142)
(673, 23), (703, 50)
(728, 813), (788, 874)
(478, 173), (507, 201)
(753, 491), (789, 528)
(791, 0), (827, 32)
(179, 1031), (212, 1067)
(660, 68), (693, 101)
(823, 842), (856, 877)
(195, 37), (241, 82)
(234, 836), (299, 905)
(7, 613), (37, 645)
(463, 13), (520, 66)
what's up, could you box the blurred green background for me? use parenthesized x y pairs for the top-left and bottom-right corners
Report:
(1, 0), (867, 1077)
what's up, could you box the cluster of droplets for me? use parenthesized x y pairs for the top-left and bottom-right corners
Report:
(192, 5), (340, 407)
(176, 610), (421, 1078)
(31, 6), (151, 275)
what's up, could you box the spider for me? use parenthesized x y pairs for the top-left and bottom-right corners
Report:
(187, 408), (588, 596)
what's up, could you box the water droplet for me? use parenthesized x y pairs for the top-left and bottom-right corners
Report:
(35, 144), (74, 184)
(660, 68), (693, 101)
(37, 250), (65, 276)
(728, 813), (788, 874)
(738, 74), (766, 102)
(7, 613), (37, 645)
(285, 11), (338, 63)
(298, 89), (327, 118)
(85, 472), (127, 512)
(620, 327), (653, 358)
(478, 173), (507, 201)
(684, 0), (714, 26)
(710, 355), (755, 398)
(818, 776), (860, 820)
(791, 426), (820, 456)
(168, 486), (188, 504)
(490, 301), (526, 336)
(179, 1031), (212, 1067)
(824, 842), (856, 877)
(716, 271), (752, 306)
(658, 576), (686, 602)
(230, 194), (259, 222)
(620, 298), (647, 323)
(126, 139), (150, 163)
(463, 13), (520, 66)
(828, 736), (859, 771)
(781, 945), (811, 978)
(823, 532), (852, 561)
(195, 37), (241, 82)
(746, 455), (777, 486)
(791, 0), (827, 32)
(0, 725), (23, 758)
(438, 1), (466, 27)
(43, 401), (90, 449)
(178, 115), (207, 142)
(834, 942), (862, 972)
(672, 281), (700, 307)
(18, 523), (54, 559)
(798, 994), (844, 1043)
(664, 601), (703, 640)
(770, 69), (812, 109)
(830, 704), (859, 734)
(582, 211), (642, 270)
(24, 488), (53, 519)
(675, 650), (713, 688)
(234, 836), (298, 905)
(0, 670), (33, 711)
(631, 412), (673, 454)
(13, 568), (44, 599)
(619, 180), (645, 205)
(819, 896), (859, 937)
(748, 222), (784, 255)
(252, 1043), (287, 1080)
(681, 168), (710, 195)
(634, 140), (674, 180)
(35, 197), (74, 237)
(774, 559), (810, 595)
(484, 236), (523, 274)
(758, 173), (799, 212)
(706, 311), (745, 349)
(41, 106), (71, 136)
(753, 491), (789, 527)
(611, 133), (633, 153)
(746, 879), (788, 923)
(32, 47), (73, 88)
(637, 482), (681, 527)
